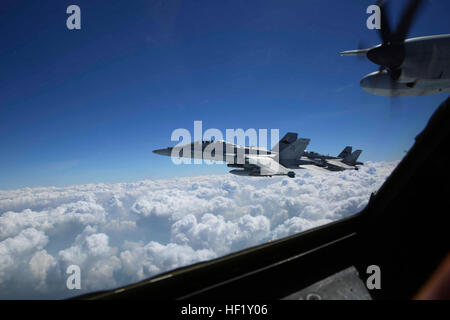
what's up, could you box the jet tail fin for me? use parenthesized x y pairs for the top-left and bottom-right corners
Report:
(271, 132), (298, 153)
(338, 146), (352, 159)
(279, 138), (310, 161)
(343, 150), (362, 165)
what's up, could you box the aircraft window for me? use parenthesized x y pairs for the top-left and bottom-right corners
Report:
(0, 0), (448, 299)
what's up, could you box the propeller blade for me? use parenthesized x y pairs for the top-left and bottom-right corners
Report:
(340, 48), (370, 57)
(339, 42), (372, 58)
(387, 72), (402, 115)
(394, 0), (426, 42)
(357, 40), (369, 60)
(376, 0), (393, 43)
(389, 95), (403, 116)
(390, 68), (402, 81)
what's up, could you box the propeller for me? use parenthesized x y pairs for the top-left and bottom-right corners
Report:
(366, 0), (425, 82)
(341, 0), (427, 107)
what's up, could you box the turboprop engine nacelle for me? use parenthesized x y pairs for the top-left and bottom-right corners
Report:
(360, 70), (443, 97)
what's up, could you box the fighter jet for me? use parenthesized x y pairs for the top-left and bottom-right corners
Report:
(153, 133), (308, 178)
(341, 0), (450, 97)
(153, 133), (362, 177)
(299, 147), (363, 172)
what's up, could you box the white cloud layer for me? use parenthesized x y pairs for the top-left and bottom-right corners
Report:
(0, 161), (397, 299)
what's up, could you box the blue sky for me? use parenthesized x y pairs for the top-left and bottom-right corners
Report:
(0, 0), (449, 189)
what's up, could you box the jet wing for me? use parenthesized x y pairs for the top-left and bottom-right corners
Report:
(247, 155), (290, 176)
(326, 159), (356, 170)
(299, 164), (331, 173)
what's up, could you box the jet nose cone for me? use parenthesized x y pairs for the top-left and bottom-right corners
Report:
(152, 148), (171, 156)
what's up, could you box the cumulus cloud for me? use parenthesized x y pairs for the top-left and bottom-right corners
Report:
(0, 161), (398, 299)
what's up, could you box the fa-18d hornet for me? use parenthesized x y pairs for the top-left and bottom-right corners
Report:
(299, 146), (363, 172)
(153, 133), (363, 178)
